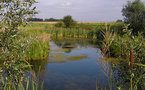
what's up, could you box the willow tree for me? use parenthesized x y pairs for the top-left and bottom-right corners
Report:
(122, 0), (145, 34)
(0, 0), (37, 87)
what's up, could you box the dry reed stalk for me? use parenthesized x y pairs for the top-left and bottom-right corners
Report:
(102, 24), (115, 56)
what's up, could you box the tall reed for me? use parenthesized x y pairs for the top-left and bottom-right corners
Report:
(101, 25), (116, 56)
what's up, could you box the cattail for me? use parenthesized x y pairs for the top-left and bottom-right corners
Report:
(130, 47), (133, 71)
(20, 72), (23, 77)
(7, 61), (9, 64)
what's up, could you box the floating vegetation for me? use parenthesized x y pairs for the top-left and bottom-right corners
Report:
(48, 53), (88, 63)
(48, 59), (67, 63)
(52, 48), (71, 52)
(50, 53), (67, 59)
(67, 54), (88, 61)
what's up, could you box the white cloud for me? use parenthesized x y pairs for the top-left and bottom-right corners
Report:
(61, 2), (72, 7)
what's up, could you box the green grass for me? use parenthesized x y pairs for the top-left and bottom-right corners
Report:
(19, 29), (50, 61)
(25, 38), (50, 60)
(19, 22), (125, 40)
(0, 76), (43, 90)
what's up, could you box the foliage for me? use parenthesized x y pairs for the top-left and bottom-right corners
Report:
(102, 25), (145, 89)
(62, 15), (76, 28)
(0, 0), (39, 88)
(101, 25), (116, 56)
(110, 25), (145, 63)
(116, 19), (123, 23)
(122, 0), (145, 34)
(18, 29), (50, 61)
(24, 33), (50, 60)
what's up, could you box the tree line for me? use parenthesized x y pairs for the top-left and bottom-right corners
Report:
(27, 18), (62, 22)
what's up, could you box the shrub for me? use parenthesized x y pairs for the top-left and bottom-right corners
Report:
(62, 15), (76, 28)
(0, 0), (41, 89)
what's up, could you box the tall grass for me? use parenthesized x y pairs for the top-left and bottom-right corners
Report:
(0, 75), (43, 90)
(101, 25), (116, 56)
(20, 30), (50, 61)
(19, 22), (124, 40)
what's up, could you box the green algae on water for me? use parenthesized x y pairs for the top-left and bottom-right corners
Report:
(50, 53), (67, 59)
(67, 54), (88, 61)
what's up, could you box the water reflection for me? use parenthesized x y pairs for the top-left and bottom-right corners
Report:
(28, 60), (48, 74)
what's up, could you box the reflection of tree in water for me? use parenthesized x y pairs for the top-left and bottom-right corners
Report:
(62, 43), (75, 53)
(110, 61), (145, 90)
(53, 38), (97, 46)
(28, 60), (48, 75)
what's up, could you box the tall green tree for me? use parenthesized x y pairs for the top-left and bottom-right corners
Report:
(122, 0), (145, 34)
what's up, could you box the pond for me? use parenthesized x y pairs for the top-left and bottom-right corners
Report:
(28, 39), (115, 90)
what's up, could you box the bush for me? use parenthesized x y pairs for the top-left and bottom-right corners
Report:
(62, 15), (76, 28)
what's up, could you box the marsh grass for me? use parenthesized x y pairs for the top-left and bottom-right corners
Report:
(20, 30), (50, 61)
(101, 25), (116, 56)
(25, 38), (50, 60)
(0, 66), (43, 90)
(0, 75), (43, 90)
(19, 22), (124, 40)
(101, 24), (145, 89)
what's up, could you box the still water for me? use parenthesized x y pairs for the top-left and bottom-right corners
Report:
(29, 39), (111, 90)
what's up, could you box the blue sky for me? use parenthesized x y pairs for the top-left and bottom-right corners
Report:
(35, 0), (140, 22)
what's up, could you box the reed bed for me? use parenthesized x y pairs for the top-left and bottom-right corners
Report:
(20, 30), (50, 61)
(19, 22), (124, 40)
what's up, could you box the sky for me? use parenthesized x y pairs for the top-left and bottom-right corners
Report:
(35, 0), (142, 22)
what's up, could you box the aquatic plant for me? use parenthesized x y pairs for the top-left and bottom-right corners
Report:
(101, 25), (116, 56)
(25, 37), (50, 61)
(19, 22), (124, 40)
(0, 76), (43, 90)
(20, 31), (50, 60)
(102, 25), (145, 89)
